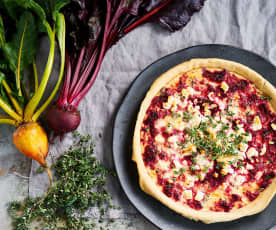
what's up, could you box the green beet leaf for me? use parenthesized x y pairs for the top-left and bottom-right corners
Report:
(0, 0), (46, 22)
(0, 16), (5, 49)
(35, 0), (70, 22)
(3, 12), (38, 84)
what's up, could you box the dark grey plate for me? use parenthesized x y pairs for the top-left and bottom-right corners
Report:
(113, 44), (276, 230)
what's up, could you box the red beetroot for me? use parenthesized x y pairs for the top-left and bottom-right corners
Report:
(46, 105), (81, 135)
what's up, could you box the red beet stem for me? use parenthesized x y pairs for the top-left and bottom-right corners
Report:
(123, 0), (172, 34)
(108, 0), (126, 32)
(68, 47), (99, 103)
(72, 0), (172, 106)
(69, 2), (126, 103)
(58, 0), (173, 110)
(70, 0), (112, 107)
(106, 26), (118, 51)
(69, 46), (85, 95)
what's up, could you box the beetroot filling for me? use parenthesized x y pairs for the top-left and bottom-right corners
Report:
(213, 194), (242, 212)
(245, 191), (259, 201)
(187, 199), (203, 210)
(163, 181), (174, 197)
(152, 93), (169, 107)
(202, 69), (226, 82)
(144, 111), (159, 137)
(140, 67), (276, 212)
(218, 199), (231, 212)
(228, 79), (249, 93)
(143, 145), (157, 168)
(173, 190), (181, 201)
(231, 194), (241, 202)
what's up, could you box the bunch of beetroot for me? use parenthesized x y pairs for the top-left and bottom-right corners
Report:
(46, 0), (206, 138)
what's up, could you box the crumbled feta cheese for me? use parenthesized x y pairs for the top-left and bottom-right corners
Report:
(183, 190), (193, 199)
(168, 135), (178, 143)
(246, 164), (254, 170)
(221, 116), (229, 124)
(236, 175), (246, 185)
(194, 165), (201, 170)
(195, 191), (205, 201)
(199, 174), (205, 181)
(239, 142), (248, 153)
(260, 145), (266, 156)
(155, 134), (165, 143)
(271, 123), (276, 131)
(189, 111), (201, 128)
(195, 153), (214, 171)
(252, 116), (262, 131)
(167, 135), (179, 149)
(163, 95), (182, 111)
(247, 147), (258, 159)
(155, 119), (167, 129)
(187, 104), (194, 113)
(184, 176), (196, 187)
(181, 87), (195, 98)
(172, 117), (185, 130)
(174, 158), (185, 169)
(243, 132), (252, 142)
(208, 92), (215, 100)
(221, 164), (234, 175)
(255, 171), (263, 180)
(228, 101), (241, 116)
(239, 165), (248, 174)
(221, 82), (229, 92)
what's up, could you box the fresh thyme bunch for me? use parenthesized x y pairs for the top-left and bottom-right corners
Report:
(8, 132), (118, 230)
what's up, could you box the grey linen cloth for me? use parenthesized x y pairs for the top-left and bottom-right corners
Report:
(29, 0), (276, 223)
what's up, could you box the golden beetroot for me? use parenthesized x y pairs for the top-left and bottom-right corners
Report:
(13, 122), (52, 185)
(0, 11), (66, 187)
(13, 122), (48, 165)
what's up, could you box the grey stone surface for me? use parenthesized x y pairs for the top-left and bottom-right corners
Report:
(0, 126), (31, 229)
(1, 0), (276, 229)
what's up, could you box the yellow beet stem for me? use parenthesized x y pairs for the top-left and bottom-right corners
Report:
(33, 59), (38, 93)
(0, 115), (17, 126)
(33, 14), (66, 122)
(2, 80), (23, 115)
(24, 22), (55, 121)
(0, 96), (22, 121)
